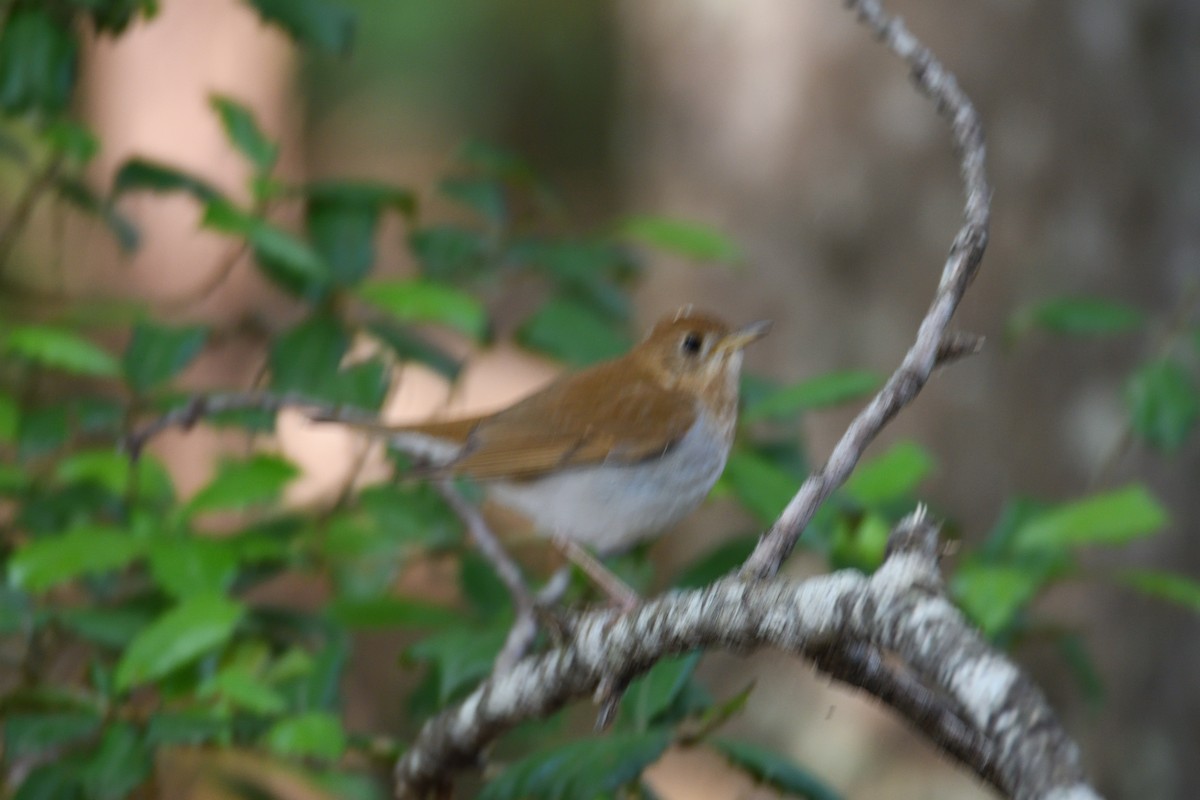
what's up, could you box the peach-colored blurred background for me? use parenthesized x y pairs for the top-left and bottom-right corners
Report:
(20, 0), (1199, 796)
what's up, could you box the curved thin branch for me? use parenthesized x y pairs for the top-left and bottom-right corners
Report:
(393, 512), (1098, 799)
(740, 0), (991, 579)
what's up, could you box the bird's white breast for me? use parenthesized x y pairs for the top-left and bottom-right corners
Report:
(489, 411), (732, 554)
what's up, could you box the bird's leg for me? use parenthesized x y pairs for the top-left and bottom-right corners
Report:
(551, 537), (641, 612)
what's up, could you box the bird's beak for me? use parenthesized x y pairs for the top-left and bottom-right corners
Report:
(718, 319), (772, 352)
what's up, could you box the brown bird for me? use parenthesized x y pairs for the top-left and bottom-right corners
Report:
(341, 309), (769, 598)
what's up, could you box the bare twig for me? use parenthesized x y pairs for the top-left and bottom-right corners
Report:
(393, 511), (1098, 799)
(740, 0), (990, 580)
(436, 478), (533, 611)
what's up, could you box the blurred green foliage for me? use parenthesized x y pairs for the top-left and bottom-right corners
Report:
(0, 2), (1197, 799)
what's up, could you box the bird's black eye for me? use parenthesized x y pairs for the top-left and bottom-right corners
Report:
(681, 332), (702, 355)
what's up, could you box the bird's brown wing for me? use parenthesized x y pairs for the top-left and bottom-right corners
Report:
(445, 361), (697, 481)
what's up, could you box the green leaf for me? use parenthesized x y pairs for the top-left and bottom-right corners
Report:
(262, 711), (347, 760)
(148, 537), (238, 599)
(673, 536), (759, 588)
(4, 711), (102, 760)
(358, 279), (487, 341)
(951, 561), (1057, 637)
(408, 225), (488, 281)
(1010, 297), (1144, 338)
(622, 652), (701, 731)
(0, 8), (77, 114)
(79, 722), (151, 800)
(54, 175), (140, 251)
(122, 320), (207, 393)
(112, 158), (221, 203)
(1125, 359), (1199, 452)
(9, 525), (146, 591)
(57, 605), (157, 650)
(406, 624), (507, 705)
(328, 596), (460, 629)
(210, 95), (277, 173)
(0, 392), (20, 444)
(723, 449), (800, 523)
(145, 711), (229, 746)
(203, 199), (329, 294)
(16, 404), (67, 459)
(1119, 570), (1200, 613)
(115, 594), (243, 690)
(246, 0), (355, 56)
(829, 512), (891, 573)
(713, 739), (841, 800)
(366, 320), (462, 381)
(843, 441), (934, 507)
(44, 120), (98, 163)
(13, 762), (83, 800)
(204, 666), (287, 715)
(743, 371), (881, 422)
(616, 215), (742, 264)
(304, 181), (415, 288)
(55, 449), (174, 501)
(3, 325), (119, 377)
(1012, 485), (1168, 552)
(518, 298), (630, 366)
(479, 730), (672, 800)
(269, 313), (349, 394)
(440, 176), (506, 226)
(187, 454), (299, 515)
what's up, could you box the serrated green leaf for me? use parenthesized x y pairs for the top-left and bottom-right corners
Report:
(481, 730), (671, 800)
(1119, 570), (1200, 613)
(3, 325), (119, 377)
(1010, 297), (1144, 338)
(210, 95), (277, 173)
(358, 279), (487, 340)
(616, 215), (742, 264)
(122, 320), (207, 393)
(1012, 485), (1168, 552)
(518, 298), (630, 366)
(622, 652), (701, 732)
(111, 158), (221, 202)
(246, 0), (355, 56)
(9, 525), (146, 591)
(743, 371), (881, 422)
(187, 454), (299, 515)
(262, 711), (346, 760)
(713, 739), (840, 800)
(843, 441), (934, 507)
(115, 594), (243, 690)
(0, 9), (77, 115)
(1125, 359), (1199, 452)
(148, 537), (238, 598)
